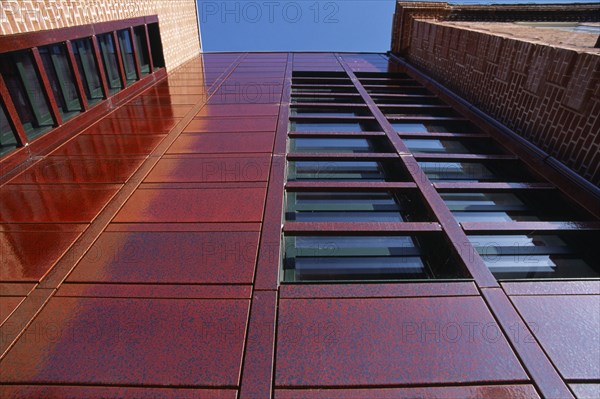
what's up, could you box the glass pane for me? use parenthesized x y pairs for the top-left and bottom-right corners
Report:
(284, 235), (467, 282)
(133, 26), (151, 75)
(405, 139), (469, 154)
(291, 161), (389, 181)
(287, 236), (426, 281)
(392, 122), (475, 133)
(287, 192), (405, 222)
(290, 122), (365, 132)
(291, 108), (363, 117)
(72, 38), (104, 105)
(291, 138), (374, 153)
(420, 162), (496, 182)
(1, 104), (19, 156)
(292, 96), (363, 104)
(292, 87), (356, 94)
(294, 256), (426, 280)
(97, 33), (123, 93)
(374, 96), (443, 106)
(39, 44), (82, 120)
(0, 51), (53, 140)
(405, 138), (503, 155)
(469, 234), (599, 279)
(118, 29), (137, 83)
(443, 192), (587, 222)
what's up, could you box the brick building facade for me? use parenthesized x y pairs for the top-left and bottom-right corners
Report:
(392, 2), (600, 188)
(0, 0), (201, 70)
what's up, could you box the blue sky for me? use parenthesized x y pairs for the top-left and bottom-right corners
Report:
(198, 0), (587, 52)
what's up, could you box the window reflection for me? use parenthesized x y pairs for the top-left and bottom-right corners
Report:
(470, 234), (599, 279)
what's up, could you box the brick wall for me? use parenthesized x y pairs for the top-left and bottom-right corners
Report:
(0, 0), (201, 71)
(406, 19), (600, 186)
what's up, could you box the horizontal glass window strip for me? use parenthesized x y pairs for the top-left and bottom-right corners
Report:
(367, 87), (430, 96)
(290, 107), (370, 117)
(292, 86), (357, 94)
(483, 257), (598, 279)
(290, 161), (386, 181)
(383, 108), (457, 118)
(290, 121), (375, 132)
(470, 233), (599, 279)
(374, 96), (443, 106)
(290, 138), (379, 153)
(442, 192), (591, 222)
(1, 104), (19, 156)
(420, 162), (497, 182)
(404, 138), (503, 155)
(283, 235), (468, 282)
(392, 122), (477, 134)
(72, 38), (104, 105)
(292, 78), (352, 85)
(363, 81), (423, 88)
(292, 212), (404, 222)
(287, 192), (404, 222)
(39, 44), (82, 120)
(293, 256), (426, 281)
(287, 191), (431, 222)
(405, 139), (469, 154)
(292, 72), (348, 78)
(288, 160), (408, 181)
(0, 51), (54, 140)
(291, 96), (364, 104)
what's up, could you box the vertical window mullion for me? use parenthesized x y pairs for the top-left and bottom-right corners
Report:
(30, 47), (62, 126)
(65, 40), (89, 111)
(0, 74), (28, 147)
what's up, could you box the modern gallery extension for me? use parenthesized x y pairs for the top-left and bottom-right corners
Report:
(0, 1), (599, 398)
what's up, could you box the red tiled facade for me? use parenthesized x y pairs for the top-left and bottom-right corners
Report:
(1, 3), (599, 398)
(1, 51), (599, 399)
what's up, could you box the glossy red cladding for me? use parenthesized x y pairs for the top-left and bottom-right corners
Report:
(145, 155), (272, 183)
(276, 297), (528, 387)
(511, 295), (600, 380)
(0, 297), (250, 387)
(0, 224), (86, 282)
(113, 187), (267, 223)
(167, 132), (275, 154)
(67, 231), (259, 284)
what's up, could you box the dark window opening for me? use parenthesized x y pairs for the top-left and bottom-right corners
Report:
(404, 138), (504, 155)
(117, 29), (138, 84)
(290, 120), (381, 132)
(288, 160), (404, 182)
(147, 23), (165, 68)
(1, 102), (19, 156)
(286, 191), (431, 223)
(442, 191), (593, 223)
(470, 232), (599, 279)
(39, 44), (82, 121)
(420, 161), (539, 183)
(0, 50), (54, 140)
(283, 235), (468, 282)
(97, 33), (123, 93)
(72, 38), (104, 105)
(133, 26), (151, 75)
(290, 137), (392, 153)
